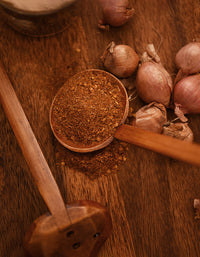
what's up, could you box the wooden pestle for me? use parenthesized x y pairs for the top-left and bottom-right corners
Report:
(0, 62), (71, 230)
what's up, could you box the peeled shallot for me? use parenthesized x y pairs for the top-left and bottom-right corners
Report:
(174, 74), (200, 122)
(98, 0), (134, 29)
(175, 42), (200, 83)
(136, 44), (173, 107)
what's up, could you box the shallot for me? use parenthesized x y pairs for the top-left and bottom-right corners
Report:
(175, 42), (200, 83)
(136, 44), (173, 107)
(133, 102), (167, 133)
(98, 0), (134, 29)
(194, 199), (200, 219)
(174, 74), (200, 122)
(101, 41), (139, 78)
(163, 122), (193, 142)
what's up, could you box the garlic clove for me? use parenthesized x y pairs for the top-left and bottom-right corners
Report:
(134, 102), (167, 133)
(162, 122), (194, 142)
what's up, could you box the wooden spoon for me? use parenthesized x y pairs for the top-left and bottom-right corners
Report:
(114, 124), (200, 167)
(50, 69), (200, 167)
(0, 63), (112, 257)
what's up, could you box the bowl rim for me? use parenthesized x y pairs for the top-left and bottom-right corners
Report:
(0, 0), (77, 16)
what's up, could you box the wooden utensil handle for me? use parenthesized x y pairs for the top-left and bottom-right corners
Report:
(115, 124), (200, 167)
(0, 62), (70, 230)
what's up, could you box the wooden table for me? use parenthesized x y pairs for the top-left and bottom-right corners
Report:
(0, 0), (199, 256)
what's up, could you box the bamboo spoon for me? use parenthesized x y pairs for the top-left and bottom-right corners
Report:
(50, 69), (200, 167)
(114, 124), (200, 167)
(0, 63), (112, 257)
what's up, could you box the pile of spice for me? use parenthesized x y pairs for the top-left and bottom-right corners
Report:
(55, 139), (129, 179)
(50, 69), (127, 148)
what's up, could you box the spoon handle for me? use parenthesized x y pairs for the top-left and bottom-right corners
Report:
(0, 63), (71, 230)
(115, 124), (200, 167)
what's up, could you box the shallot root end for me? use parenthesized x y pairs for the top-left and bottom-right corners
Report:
(98, 20), (110, 31)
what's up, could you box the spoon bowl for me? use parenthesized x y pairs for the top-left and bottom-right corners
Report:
(49, 69), (129, 153)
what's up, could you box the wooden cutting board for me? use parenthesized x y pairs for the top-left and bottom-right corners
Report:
(0, 0), (199, 256)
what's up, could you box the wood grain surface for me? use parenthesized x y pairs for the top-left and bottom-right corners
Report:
(0, 0), (200, 257)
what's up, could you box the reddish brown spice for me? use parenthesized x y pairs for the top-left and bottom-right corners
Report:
(50, 69), (130, 178)
(56, 139), (129, 179)
(50, 69), (127, 149)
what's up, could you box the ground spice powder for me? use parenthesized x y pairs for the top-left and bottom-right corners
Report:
(50, 69), (126, 148)
(56, 139), (129, 179)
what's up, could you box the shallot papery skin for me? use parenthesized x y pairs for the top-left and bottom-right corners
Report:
(162, 122), (194, 142)
(135, 102), (167, 133)
(136, 62), (173, 106)
(175, 42), (200, 83)
(174, 74), (200, 121)
(101, 42), (139, 78)
(98, 0), (134, 28)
